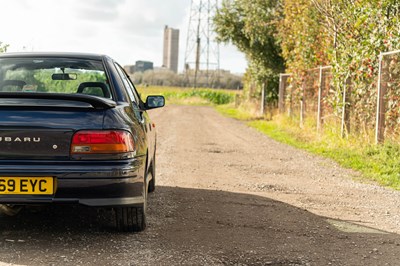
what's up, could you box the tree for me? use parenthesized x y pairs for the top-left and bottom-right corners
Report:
(278, 0), (331, 73)
(313, 0), (400, 132)
(214, 0), (284, 103)
(0, 42), (8, 53)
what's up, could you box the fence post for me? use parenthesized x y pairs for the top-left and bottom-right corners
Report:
(289, 81), (293, 117)
(341, 77), (351, 138)
(235, 94), (240, 108)
(375, 53), (386, 144)
(317, 66), (323, 133)
(260, 83), (265, 116)
(300, 79), (306, 128)
(279, 74), (285, 113)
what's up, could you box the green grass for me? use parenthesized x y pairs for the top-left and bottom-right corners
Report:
(137, 86), (237, 106)
(137, 86), (400, 190)
(217, 106), (400, 190)
(215, 105), (258, 120)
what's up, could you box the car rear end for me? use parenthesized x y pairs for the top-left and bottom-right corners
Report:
(0, 53), (147, 231)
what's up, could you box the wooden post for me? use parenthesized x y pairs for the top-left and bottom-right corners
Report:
(375, 54), (386, 144)
(289, 81), (293, 117)
(260, 83), (265, 116)
(341, 77), (351, 138)
(300, 79), (306, 128)
(235, 94), (240, 108)
(317, 66), (323, 133)
(278, 74), (285, 113)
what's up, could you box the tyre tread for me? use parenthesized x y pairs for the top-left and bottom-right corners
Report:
(148, 155), (156, 193)
(115, 206), (146, 232)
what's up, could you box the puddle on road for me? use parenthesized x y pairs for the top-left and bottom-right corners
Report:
(327, 219), (389, 234)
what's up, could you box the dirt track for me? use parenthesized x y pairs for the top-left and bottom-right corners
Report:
(1, 105), (400, 265)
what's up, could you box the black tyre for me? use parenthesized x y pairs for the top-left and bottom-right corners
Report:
(115, 205), (146, 232)
(148, 162), (155, 193)
(115, 172), (147, 232)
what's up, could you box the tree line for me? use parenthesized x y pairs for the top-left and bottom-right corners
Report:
(0, 42), (8, 53)
(130, 69), (243, 90)
(214, 0), (400, 109)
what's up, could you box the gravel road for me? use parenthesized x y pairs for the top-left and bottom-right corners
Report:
(1, 105), (400, 266)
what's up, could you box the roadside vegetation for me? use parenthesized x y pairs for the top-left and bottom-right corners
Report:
(217, 104), (400, 190)
(138, 0), (400, 193)
(138, 86), (237, 105)
(138, 84), (400, 190)
(0, 42), (8, 53)
(131, 69), (243, 90)
(211, 0), (400, 189)
(214, 0), (400, 114)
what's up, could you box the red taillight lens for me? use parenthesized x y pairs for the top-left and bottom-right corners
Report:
(71, 130), (135, 154)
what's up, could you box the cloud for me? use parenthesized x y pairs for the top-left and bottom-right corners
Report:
(0, 0), (247, 73)
(116, 0), (188, 37)
(75, 0), (126, 22)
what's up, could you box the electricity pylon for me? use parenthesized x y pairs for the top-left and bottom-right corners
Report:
(184, 0), (220, 88)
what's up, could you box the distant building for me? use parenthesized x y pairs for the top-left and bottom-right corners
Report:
(163, 25), (179, 73)
(135, 61), (153, 72)
(123, 65), (135, 74)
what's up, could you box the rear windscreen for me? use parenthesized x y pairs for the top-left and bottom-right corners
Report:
(0, 58), (112, 99)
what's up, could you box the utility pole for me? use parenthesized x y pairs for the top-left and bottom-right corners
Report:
(184, 0), (220, 88)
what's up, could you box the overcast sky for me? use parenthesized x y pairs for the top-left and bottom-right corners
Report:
(0, 0), (247, 74)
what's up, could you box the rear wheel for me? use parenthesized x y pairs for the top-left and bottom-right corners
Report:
(115, 205), (146, 232)
(115, 169), (148, 232)
(148, 154), (156, 193)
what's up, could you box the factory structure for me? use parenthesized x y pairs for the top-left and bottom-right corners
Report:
(162, 25), (180, 73)
(124, 25), (179, 75)
(122, 24), (241, 89)
(124, 60), (154, 74)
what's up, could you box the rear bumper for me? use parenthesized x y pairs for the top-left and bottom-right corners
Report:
(0, 158), (145, 207)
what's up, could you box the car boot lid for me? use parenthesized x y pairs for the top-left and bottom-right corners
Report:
(0, 92), (116, 109)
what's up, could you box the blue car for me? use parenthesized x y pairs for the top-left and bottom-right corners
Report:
(0, 52), (164, 232)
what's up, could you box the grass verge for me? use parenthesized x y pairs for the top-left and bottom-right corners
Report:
(217, 104), (400, 190)
(137, 86), (237, 105)
(136, 86), (400, 190)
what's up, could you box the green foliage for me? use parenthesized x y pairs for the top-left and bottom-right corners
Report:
(33, 71), (106, 93)
(278, 0), (330, 73)
(214, 0), (285, 102)
(0, 42), (8, 53)
(138, 86), (236, 106)
(212, 1), (400, 187)
(215, 0), (283, 67)
(216, 105), (257, 120)
(315, 0), (400, 136)
(217, 104), (400, 189)
(249, 119), (400, 189)
(160, 89), (234, 105)
(383, 53), (400, 139)
(131, 69), (243, 90)
(4, 68), (107, 94)
(215, 0), (400, 135)
(179, 89), (235, 105)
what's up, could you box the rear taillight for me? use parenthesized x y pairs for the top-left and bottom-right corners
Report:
(71, 130), (135, 154)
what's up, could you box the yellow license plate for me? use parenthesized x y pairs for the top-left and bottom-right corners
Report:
(0, 177), (54, 195)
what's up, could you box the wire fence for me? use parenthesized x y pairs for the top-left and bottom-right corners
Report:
(278, 49), (400, 144)
(278, 66), (340, 133)
(376, 50), (400, 143)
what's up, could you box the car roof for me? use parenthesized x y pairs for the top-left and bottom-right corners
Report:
(0, 52), (110, 61)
